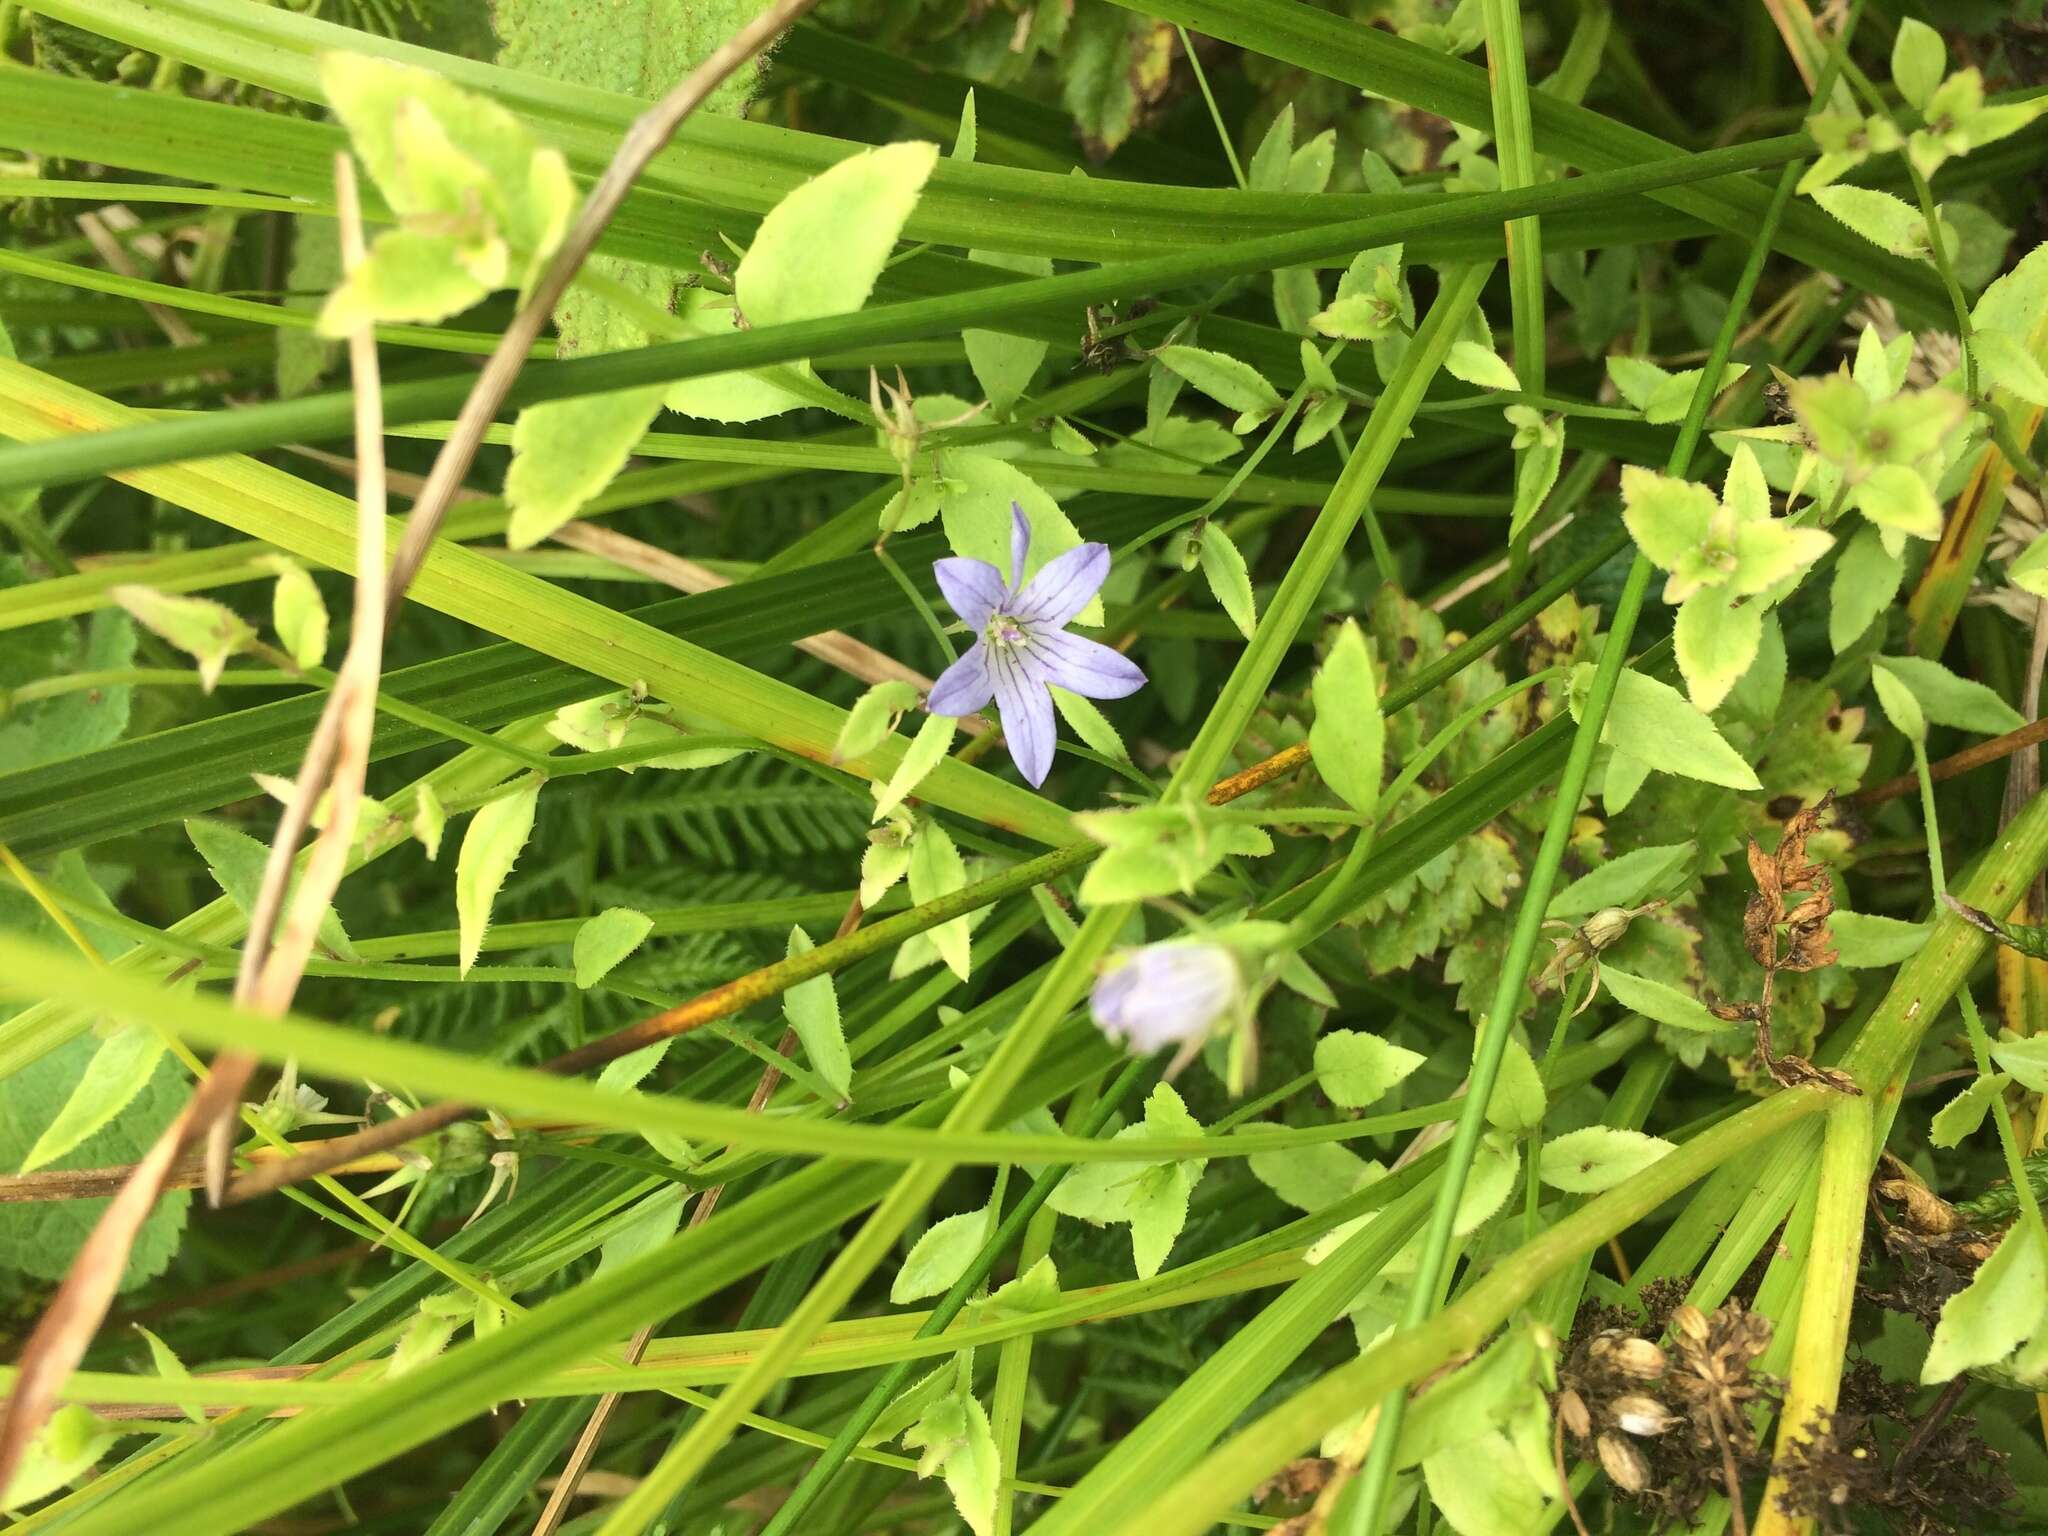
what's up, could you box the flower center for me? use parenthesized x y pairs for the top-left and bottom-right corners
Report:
(983, 612), (1027, 651)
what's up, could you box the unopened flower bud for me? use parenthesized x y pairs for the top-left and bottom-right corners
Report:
(1091, 942), (1242, 1054)
(1582, 905), (1637, 951)
(1597, 1432), (1652, 1493)
(1608, 1394), (1678, 1437)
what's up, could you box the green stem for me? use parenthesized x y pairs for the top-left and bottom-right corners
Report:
(1174, 24), (1247, 190)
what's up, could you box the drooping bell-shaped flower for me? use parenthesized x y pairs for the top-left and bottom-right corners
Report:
(1090, 942), (1242, 1055)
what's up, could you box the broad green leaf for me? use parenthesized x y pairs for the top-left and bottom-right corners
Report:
(2014, 529), (2048, 598)
(783, 923), (851, 1101)
(1444, 340), (1520, 392)
(1673, 589), (1763, 715)
(1877, 655), (2024, 736)
(1247, 104), (1294, 191)
(908, 818), (971, 981)
(1537, 1127), (1675, 1192)
(1992, 1036), (2048, 1093)
(112, 585), (253, 691)
(1295, 392), (1348, 452)
(1931, 1073), (2009, 1148)
(1972, 330), (2048, 408)
(186, 817), (355, 962)
(1245, 1138), (1376, 1212)
(596, 1039), (670, 1094)
(1830, 911), (1929, 967)
(1891, 18), (1945, 112)
(596, 1188), (683, 1277)
(1870, 660), (1928, 743)
(1810, 185), (1933, 260)
(1547, 843), (1693, 920)
(21, 1024), (166, 1172)
(1129, 1161), (1195, 1279)
(504, 384), (668, 548)
(1154, 345), (1285, 420)
(1309, 619), (1384, 819)
(2, 1405), (118, 1512)
(455, 780), (541, 975)
(1582, 668), (1761, 790)
(1422, 1429), (1547, 1536)
(835, 681), (922, 765)
(1855, 463), (1942, 541)
(737, 140), (940, 329)
(1923, 1221), (2048, 1382)
(891, 1205), (993, 1302)
(1973, 239), (2048, 342)
(1506, 409), (1564, 541)
(1314, 1028), (1425, 1108)
(268, 560), (328, 669)
(964, 252), (1054, 416)
(903, 1392), (998, 1536)
(1829, 525), (1904, 651)
(1287, 129), (1336, 194)
(1048, 1083), (1207, 1278)
(1484, 1037), (1546, 1134)
(1048, 417), (1096, 455)
(874, 714), (955, 821)
(1198, 521), (1257, 640)
(1618, 467), (1717, 574)
(572, 906), (654, 989)
(1599, 967), (1726, 1033)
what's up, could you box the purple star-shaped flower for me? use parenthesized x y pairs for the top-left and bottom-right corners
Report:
(925, 503), (1145, 786)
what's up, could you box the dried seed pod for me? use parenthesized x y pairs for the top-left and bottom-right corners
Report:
(1589, 1331), (1669, 1380)
(1608, 1394), (1679, 1437)
(1582, 905), (1638, 951)
(1596, 1432), (1652, 1493)
(1556, 1387), (1592, 1440)
(1671, 1304), (1710, 1345)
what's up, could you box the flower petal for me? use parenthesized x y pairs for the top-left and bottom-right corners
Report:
(1008, 501), (1032, 590)
(926, 643), (994, 717)
(932, 557), (1006, 628)
(1009, 541), (1110, 627)
(1020, 628), (1146, 700)
(991, 646), (1055, 786)
(1092, 944), (1239, 1053)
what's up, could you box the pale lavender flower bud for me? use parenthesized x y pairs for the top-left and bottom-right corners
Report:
(1090, 942), (1241, 1054)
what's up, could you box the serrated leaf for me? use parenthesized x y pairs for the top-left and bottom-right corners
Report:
(132, 1324), (205, 1425)
(737, 140), (939, 330)
(835, 681), (921, 765)
(965, 251), (1054, 416)
(939, 454), (1100, 624)
(268, 561), (328, 669)
(1993, 1037), (2048, 1093)
(873, 714), (955, 822)
(1547, 843), (1693, 920)
(891, 1206), (992, 1302)
(1871, 661), (1928, 743)
(21, 1024), (166, 1174)
(1198, 521), (1257, 639)
(1600, 967), (1725, 1032)
(2014, 529), (2048, 598)
(596, 1188), (683, 1278)
(1931, 1073), (2009, 1148)
(1444, 340), (1520, 392)
(1154, 345), (1285, 419)
(455, 780), (541, 975)
(1878, 655), (2025, 736)
(1674, 589), (1763, 715)
(784, 924), (851, 1101)
(1974, 330), (2048, 408)
(1485, 1037), (1547, 1134)
(572, 906), (654, 989)
(1247, 104), (1294, 191)
(186, 817), (355, 962)
(1538, 1127), (1675, 1192)
(2, 1405), (118, 1512)
(1314, 1028), (1425, 1108)
(505, 385), (668, 549)
(1309, 619), (1384, 819)
(1810, 185), (1932, 260)
(1245, 1138), (1376, 1212)
(1923, 1221), (2048, 1382)
(1050, 687), (1130, 765)
(112, 586), (254, 692)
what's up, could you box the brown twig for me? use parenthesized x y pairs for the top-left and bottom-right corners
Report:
(1852, 715), (2048, 807)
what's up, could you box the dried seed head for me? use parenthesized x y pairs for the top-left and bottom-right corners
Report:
(1671, 1304), (1710, 1345)
(1557, 1387), (1593, 1440)
(1609, 1394), (1680, 1437)
(1582, 905), (1638, 951)
(1597, 1432), (1652, 1493)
